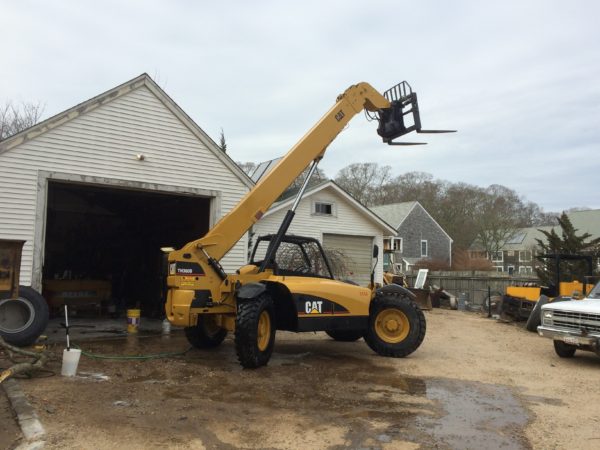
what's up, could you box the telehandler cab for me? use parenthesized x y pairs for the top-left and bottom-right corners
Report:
(165, 82), (453, 368)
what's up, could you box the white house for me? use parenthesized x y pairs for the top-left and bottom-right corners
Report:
(252, 180), (397, 286)
(0, 74), (252, 314)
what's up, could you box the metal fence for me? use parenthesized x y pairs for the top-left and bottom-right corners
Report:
(405, 271), (539, 307)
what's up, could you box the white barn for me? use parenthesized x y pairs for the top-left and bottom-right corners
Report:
(252, 180), (396, 286)
(0, 74), (251, 313)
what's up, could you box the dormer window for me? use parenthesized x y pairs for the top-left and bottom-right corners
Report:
(314, 201), (333, 216)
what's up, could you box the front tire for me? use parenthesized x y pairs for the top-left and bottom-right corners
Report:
(364, 292), (426, 357)
(235, 293), (276, 368)
(0, 286), (49, 347)
(553, 340), (576, 358)
(326, 329), (363, 342)
(184, 315), (227, 348)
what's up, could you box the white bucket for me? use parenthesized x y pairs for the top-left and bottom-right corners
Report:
(61, 348), (82, 377)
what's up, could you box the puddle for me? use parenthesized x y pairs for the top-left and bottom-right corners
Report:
(71, 335), (535, 449)
(418, 379), (530, 450)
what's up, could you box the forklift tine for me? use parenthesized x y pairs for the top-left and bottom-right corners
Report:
(388, 141), (427, 146)
(416, 130), (457, 134)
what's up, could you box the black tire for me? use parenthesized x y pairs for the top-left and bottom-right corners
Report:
(0, 286), (49, 347)
(184, 315), (227, 348)
(364, 292), (426, 358)
(235, 293), (276, 368)
(553, 340), (576, 358)
(526, 295), (549, 332)
(325, 329), (364, 342)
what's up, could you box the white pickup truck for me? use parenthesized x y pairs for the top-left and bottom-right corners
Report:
(537, 282), (600, 358)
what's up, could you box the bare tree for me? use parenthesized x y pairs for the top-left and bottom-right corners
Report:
(0, 101), (44, 140)
(237, 161), (257, 176)
(334, 162), (392, 205)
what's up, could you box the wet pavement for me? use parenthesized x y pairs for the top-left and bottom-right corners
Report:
(42, 333), (532, 449)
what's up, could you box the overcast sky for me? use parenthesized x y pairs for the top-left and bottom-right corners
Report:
(2, 0), (599, 212)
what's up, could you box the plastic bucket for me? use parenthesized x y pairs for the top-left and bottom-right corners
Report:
(127, 309), (141, 333)
(61, 348), (82, 377)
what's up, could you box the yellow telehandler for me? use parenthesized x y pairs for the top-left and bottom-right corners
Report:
(165, 81), (453, 367)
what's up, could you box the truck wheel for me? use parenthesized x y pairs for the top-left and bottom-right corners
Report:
(364, 292), (426, 358)
(235, 293), (276, 368)
(325, 330), (363, 342)
(553, 340), (576, 358)
(525, 295), (549, 332)
(184, 315), (227, 348)
(0, 286), (49, 347)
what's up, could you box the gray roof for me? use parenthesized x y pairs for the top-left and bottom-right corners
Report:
(471, 209), (600, 251)
(501, 226), (554, 251)
(569, 209), (600, 238)
(370, 202), (418, 229)
(250, 157), (282, 182)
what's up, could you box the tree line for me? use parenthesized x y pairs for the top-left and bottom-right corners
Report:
(239, 161), (565, 255)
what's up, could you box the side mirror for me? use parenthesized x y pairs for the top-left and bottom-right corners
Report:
(373, 245), (379, 258)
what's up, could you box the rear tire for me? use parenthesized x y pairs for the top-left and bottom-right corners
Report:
(235, 294), (276, 368)
(0, 286), (49, 347)
(325, 329), (363, 342)
(364, 292), (426, 358)
(553, 340), (576, 358)
(184, 315), (227, 348)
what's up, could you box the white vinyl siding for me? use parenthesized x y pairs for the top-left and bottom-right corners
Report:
(253, 187), (385, 284)
(0, 85), (249, 286)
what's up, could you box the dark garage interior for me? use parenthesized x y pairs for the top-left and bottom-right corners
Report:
(42, 181), (211, 318)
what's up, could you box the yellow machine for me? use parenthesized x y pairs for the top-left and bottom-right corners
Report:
(166, 82), (453, 367)
(500, 254), (595, 331)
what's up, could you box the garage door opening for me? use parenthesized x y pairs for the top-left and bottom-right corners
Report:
(42, 181), (211, 318)
(323, 234), (374, 287)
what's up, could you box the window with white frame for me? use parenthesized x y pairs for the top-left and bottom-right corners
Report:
(420, 240), (428, 257)
(519, 250), (532, 262)
(392, 237), (403, 252)
(494, 266), (504, 272)
(519, 266), (533, 274)
(314, 201), (333, 216)
(490, 251), (503, 262)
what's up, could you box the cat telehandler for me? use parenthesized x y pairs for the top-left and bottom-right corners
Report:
(165, 81), (453, 367)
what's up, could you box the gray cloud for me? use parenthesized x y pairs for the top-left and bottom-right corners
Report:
(2, 0), (598, 212)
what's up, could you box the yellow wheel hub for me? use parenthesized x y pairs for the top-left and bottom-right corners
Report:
(257, 310), (271, 352)
(375, 308), (410, 343)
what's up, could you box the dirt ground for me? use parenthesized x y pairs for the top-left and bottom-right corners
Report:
(2, 309), (600, 449)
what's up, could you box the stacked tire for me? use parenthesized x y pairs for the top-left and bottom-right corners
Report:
(0, 286), (49, 346)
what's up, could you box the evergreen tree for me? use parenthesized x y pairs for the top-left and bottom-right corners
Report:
(535, 213), (600, 287)
(219, 128), (227, 153)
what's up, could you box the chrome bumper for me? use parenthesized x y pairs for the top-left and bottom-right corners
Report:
(537, 326), (600, 346)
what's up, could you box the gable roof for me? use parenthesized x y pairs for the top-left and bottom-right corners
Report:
(0, 73), (253, 189)
(263, 180), (397, 235)
(370, 201), (418, 228)
(370, 201), (453, 242)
